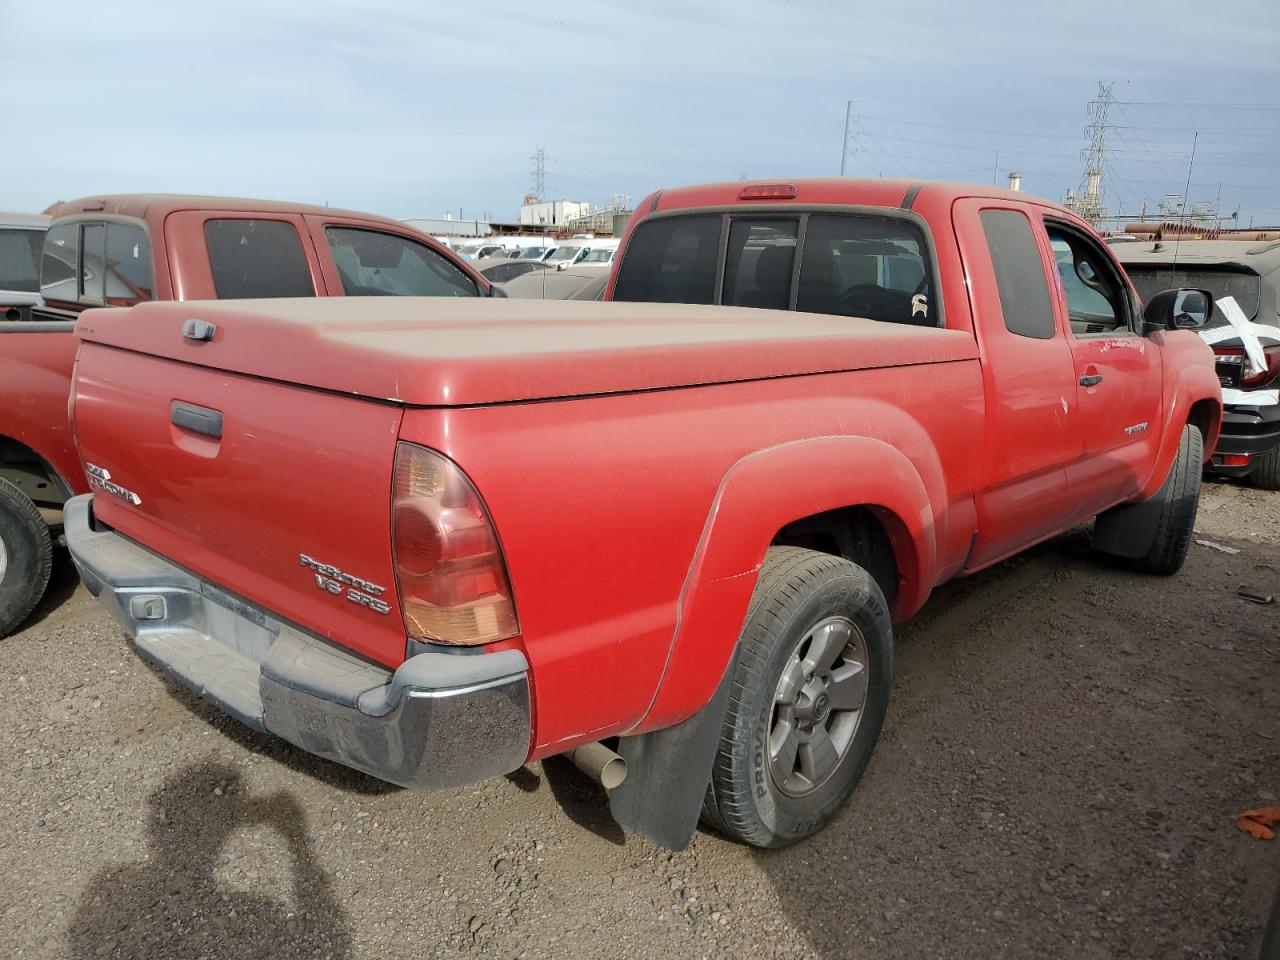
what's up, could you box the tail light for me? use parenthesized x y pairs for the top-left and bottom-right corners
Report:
(1214, 345), (1280, 388)
(391, 442), (518, 646)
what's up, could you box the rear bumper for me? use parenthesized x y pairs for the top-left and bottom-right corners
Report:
(1208, 406), (1280, 476)
(64, 494), (531, 789)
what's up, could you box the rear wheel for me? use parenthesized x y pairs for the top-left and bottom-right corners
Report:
(1250, 445), (1280, 491)
(702, 546), (893, 848)
(0, 477), (53, 638)
(1134, 423), (1203, 575)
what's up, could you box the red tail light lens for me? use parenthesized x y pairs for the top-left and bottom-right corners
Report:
(739, 183), (798, 200)
(392, 442), (518, 646)
(1214, 345), (1280, 388)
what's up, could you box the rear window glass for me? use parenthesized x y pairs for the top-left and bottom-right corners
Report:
(612, 215), (721, 305)
(104, 222), (153, 305)
(980, 209), (1056, 339)
(80, 223), (105, 304)
(1124, 266), (1263, 327)
(40, 222), (79, 302)
(205, 219), (315, 299)
(796, 215), (934, 325)
(723, 219), (798, 310)
(325, 228), (477, 298)
(0, 227), (44, 293)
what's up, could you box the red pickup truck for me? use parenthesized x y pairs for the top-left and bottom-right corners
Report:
(0, 195), (491, 637)
(64, 179), (1221, 850)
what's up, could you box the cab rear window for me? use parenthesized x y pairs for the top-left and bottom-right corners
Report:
(611, 215), (720, 305)
(1124, 266), (1263, 328)
(614, 211), (936, 326)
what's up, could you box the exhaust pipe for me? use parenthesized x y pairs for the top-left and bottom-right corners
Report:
(569, 742), (627, 790)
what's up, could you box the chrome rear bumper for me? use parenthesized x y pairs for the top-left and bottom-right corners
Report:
(64, 494), (531, 789)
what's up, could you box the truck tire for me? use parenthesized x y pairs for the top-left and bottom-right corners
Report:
(1250, 445), (1280, 491)
(0, 477), (53, 638)
(1134, 423), (1203, 575)
(701, 546), (892, 848)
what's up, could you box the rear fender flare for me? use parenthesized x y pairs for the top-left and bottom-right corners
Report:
(634, 435), (936, 733)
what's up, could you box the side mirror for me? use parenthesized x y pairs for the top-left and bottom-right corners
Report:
(1143, 288), (1212, 334)
(487, 282), (507, 298)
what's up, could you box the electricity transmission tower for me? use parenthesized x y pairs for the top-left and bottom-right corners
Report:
(530, 146), (546, 201)
(840, 101), (856, 176)
(1069, 82), (1114, 225)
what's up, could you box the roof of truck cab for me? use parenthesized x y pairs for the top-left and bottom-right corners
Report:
(46, 194), (405, 227)
(0, 212), (51, 228)
(647, 178), (1069, 214)
(1114, 239), (1280, 276)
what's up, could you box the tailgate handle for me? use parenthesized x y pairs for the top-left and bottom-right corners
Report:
(171, 401), (223, 439)
(182, 318), (217, 342)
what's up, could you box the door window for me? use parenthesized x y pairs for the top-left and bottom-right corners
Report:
(0, 228), (44, 293)
(1046, 225), (1130, 335)
(205, 219), (315, 299)
(325, 228), (478, 297)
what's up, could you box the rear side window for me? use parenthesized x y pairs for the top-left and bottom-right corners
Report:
(796, 215), (933, 325)
(325, 228), (477, 297)
(723, 219), (798, 310)
(205, 219), (315, 299)
(40, 223), (79, 302)
(104, 222), (153, 304)
(612, 215), (721, 304)
(0, 228), (44, 293)
(980, 209), (1056, 339)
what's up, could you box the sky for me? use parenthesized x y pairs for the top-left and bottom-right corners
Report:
(3, 0), (1279, 226)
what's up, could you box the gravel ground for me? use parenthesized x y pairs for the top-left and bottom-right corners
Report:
(1, 478), (1277, 960)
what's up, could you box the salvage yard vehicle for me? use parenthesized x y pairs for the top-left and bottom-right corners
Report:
(0, 212), (49, 322)
(64, 178), (1221, 851)
(1117, 239), (1280, 489)
(0, 194), (491, 638)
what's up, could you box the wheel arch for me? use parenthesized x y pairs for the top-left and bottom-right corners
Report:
(0, 435), (75, 508)
(633, 435), (937, 734)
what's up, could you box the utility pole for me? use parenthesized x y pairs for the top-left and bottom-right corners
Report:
(1073, 81), (1115, 226)
(531, 146), (546, 202)
(840, 101), (854, 176)
(992, 151), (1000, 186)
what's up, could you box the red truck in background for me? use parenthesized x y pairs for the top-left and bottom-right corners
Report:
(64, 179), (1221, 850)
(0, 195), (492, 637)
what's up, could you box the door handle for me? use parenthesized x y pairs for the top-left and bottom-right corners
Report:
(1079, 374), (1104, 387)
(171, 401), (223, 439)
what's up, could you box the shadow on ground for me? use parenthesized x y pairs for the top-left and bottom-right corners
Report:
(143, 661), (400, 797)
(68, 760), (352, 960)
(17, 547), (80, 632)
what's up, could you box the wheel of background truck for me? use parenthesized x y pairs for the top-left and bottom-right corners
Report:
(0, 477), (53, 639)
(1249, 445), (1280, 492)
(701, 546), (893, 848)
(1133, 423), (1204, 576)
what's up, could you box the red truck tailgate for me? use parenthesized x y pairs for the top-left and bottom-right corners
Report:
(72, 340), (408, 668)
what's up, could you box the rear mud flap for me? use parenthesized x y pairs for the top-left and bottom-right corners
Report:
(609, 659), (734, 851)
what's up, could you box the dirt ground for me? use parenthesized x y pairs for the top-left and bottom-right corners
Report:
(2, 477), (1277, 960)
